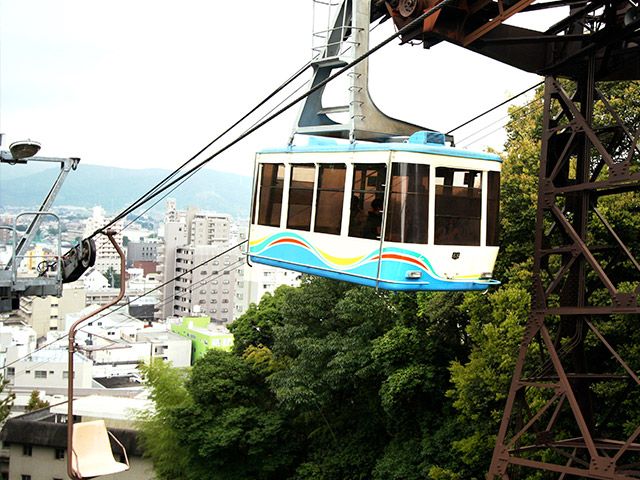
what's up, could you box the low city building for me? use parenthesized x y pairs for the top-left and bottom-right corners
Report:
(1, 395), (154, 480)
(169, 316), (233, 362)
(18, 285), (86, 338)
(5, 349), (93, 390)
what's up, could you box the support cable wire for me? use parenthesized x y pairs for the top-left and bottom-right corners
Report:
(85, 60), (313, 240)
(457, 96), (544, 148)
(93, 75), (314, 256)
(149, 258), (246, 314)
(8, 260), (247, 379)
(115, 79), (541, 246)
(3, 240), (248, 371)
(86, 0), (457, 240)
(446, 81), (543, 135)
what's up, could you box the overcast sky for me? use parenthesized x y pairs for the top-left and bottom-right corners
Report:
(0, 0), (544, 178)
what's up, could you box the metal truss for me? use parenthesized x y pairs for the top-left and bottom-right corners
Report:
(488, 65), (640, 479)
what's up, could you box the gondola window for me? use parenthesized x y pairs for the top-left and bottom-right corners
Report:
(315, 164), (346, 235)
(287, 164), (315, 231)
(386, 163), (429, 244)
(435, 167), (482, 246)
(257, 163), (285, 227)
(350, 164), (387, 239)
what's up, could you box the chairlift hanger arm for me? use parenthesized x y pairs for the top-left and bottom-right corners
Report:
(2, 155), (80, 269)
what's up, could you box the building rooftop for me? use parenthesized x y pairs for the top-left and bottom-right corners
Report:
(50, 395), (152, 421)
(19, 349), (91, 365)
(0, 405), (143, 455)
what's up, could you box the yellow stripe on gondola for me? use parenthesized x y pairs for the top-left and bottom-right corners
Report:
(249, 236), (269, 246)
(315, 248), (366, 266)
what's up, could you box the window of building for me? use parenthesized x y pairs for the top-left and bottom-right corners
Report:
(386, 163), (429, 244)
(34, 371), (47, 379)
(21, 475), (31, 480)
(287, 164), (315, 231)
(315, 164), (346, 235)
(22, 445), (32, 456)
(435, 167), (482, 246)
(256, 163), (285, 227)
(7, 367), (15, 378)
(349, 164), (387, 239)
(54, 448), (65, 459)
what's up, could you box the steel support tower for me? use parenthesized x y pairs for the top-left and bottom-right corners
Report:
(375, 0), (640, 476)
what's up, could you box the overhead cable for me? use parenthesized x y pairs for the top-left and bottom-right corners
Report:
(91, 0), (457, 238)
(4, 240), (248, 370)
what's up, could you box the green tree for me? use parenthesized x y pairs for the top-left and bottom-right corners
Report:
(138, 82), (640, 480)
(137, 360), (191, 480)
(0, 377), (14, 421)
(25, 390), (49, 412)
(175, 350), (299, 480)
(105, 266), (121, 289)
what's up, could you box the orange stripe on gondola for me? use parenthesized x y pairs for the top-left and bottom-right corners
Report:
(270, 238), (308, 248)
(380, 253), (429, 270)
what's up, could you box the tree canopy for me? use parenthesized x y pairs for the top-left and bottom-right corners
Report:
(139, 81), (640, 479)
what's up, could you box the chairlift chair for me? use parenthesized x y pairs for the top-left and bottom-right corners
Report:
(71, 420), (129, 479)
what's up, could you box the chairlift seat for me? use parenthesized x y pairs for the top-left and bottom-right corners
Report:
(72, 420), (129, 478)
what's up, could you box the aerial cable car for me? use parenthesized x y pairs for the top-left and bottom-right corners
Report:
(247, 0), (502, 291)
(248, 131), (501, 291)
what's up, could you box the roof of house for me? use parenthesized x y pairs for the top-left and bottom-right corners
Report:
(0, 407), (143, 455)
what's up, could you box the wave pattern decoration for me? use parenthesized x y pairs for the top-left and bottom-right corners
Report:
(250, 233), (447, 281)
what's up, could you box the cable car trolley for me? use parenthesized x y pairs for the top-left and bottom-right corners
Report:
(248, 131), (501, 291)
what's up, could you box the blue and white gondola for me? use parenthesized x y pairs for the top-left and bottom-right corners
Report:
(248, 131), (501, 291)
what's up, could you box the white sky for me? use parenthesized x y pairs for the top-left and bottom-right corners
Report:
(0, 0), (544, 177)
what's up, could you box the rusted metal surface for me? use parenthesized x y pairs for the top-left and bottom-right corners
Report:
(379, 0), (640, 81)
(67, 230), (126, 480)
(487, 70), (640, 478)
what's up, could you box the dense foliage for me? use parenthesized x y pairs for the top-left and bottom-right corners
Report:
(139, 81), (640, 479)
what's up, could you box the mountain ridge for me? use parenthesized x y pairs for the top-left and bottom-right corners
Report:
(0, 163), (252, 219)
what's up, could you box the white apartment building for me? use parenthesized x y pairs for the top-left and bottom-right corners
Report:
(172, 244), (245, 323)
(158, 201), (247, 324)
(0, 322), (37, 370)
(5, 348), (93, 389)
(82, 268), (110, 290)
(244, 263), (302, 306)
(18, 284), (86, 338)
(83, 206), (125, 274)
(67, 305), (191, 378)
(158, 220), (188, 320)
(188, 212), (232, 246)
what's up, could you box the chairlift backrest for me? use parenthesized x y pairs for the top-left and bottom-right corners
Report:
(71, 420), (129, 479)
